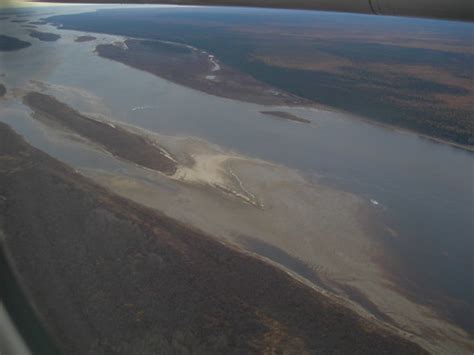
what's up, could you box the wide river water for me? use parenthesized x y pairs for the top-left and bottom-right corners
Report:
(1, 5), (473, 336)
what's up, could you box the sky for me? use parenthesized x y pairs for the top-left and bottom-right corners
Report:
(0, 1), (86, 8)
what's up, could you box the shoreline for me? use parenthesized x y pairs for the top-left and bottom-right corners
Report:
(0, 121), (427, 354)
(332, 107), (474, 153)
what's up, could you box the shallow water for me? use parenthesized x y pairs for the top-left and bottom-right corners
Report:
(1, 5), (472, 333)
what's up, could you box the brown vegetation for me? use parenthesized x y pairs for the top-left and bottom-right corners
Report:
(23, 92), (177, 175)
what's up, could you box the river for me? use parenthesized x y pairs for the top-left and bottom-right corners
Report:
(1, 4), (472, 348)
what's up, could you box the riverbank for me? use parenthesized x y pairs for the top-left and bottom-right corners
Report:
(95, 38), (310, 107)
